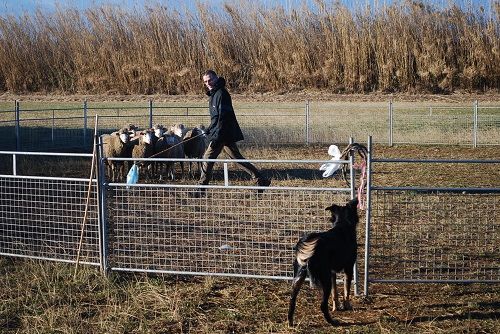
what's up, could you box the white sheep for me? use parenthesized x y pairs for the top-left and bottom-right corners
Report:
(153, 124), (166, 141)
(101, 127), (132, 182)
(125, 123), (139, 137)
(182, 125), (207, 178)
(154, 130), (185, 181)
(131, 129), (155, 180)
(170, 123), (186, 138)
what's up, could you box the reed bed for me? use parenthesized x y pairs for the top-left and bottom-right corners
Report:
(0, 0), (498, 95)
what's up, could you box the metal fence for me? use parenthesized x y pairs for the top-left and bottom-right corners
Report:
(107, 185), (352, 279)
(0, 100), (498, 151)
(367, 190), (499, 283)
(0, 150), (357, 281)
(0, 153), (100, 266)
(363, 139), (500, 294)
(0, 144), (498, 295)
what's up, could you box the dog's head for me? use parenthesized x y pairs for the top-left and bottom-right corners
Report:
(325, 198), (359, 227)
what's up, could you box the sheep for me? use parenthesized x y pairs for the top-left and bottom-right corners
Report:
(153, 124), (166, 142)
(154, 129), (185, 181)
(170, 123), (187, 138)
(125, 123), (139, 137)
(151, 124), (166, 177)
(101, 127), (132, 182)
(121, 123), (139, 171)
(182, 125), (207, 178)
(131, 129), (155, 180)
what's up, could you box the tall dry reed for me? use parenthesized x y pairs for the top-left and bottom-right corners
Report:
(0, 0), (498, 94)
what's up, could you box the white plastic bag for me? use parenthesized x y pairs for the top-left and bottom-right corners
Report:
(126, 164), (139, 187)
(319, 145), (342, 177)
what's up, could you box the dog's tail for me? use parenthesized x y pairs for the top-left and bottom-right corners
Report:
(295, 232), (321, 267)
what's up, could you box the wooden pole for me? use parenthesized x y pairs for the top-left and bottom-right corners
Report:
(74, 115), (99, 278)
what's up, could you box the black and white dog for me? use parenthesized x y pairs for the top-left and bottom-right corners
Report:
(288, 198), (359, 326)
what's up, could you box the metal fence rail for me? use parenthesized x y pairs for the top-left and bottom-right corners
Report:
(0, 100), (499, 151)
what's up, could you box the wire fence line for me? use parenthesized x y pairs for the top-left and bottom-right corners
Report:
(107, 186), (352, 280)
(0, 146), (499, 295)
(0, 100), (498, 151)
(0, 175), (100, 265)
(362, 138), (500, 294)
(367, 190), (499, 283)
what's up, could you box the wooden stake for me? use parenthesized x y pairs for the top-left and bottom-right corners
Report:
(74, 115), (99, 278)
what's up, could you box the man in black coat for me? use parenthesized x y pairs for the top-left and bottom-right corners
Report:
(198, 70), (271, 189)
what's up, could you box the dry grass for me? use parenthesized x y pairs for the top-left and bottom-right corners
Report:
(0, 1), (498, 94)
(1, 257), (499, 334)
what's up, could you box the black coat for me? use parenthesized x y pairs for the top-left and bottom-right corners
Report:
(205, 77), (244, 144)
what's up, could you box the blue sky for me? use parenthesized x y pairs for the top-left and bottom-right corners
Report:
(0, 0), (495, 17)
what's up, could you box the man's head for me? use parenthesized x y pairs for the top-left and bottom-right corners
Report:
(203, 70), (218, 90)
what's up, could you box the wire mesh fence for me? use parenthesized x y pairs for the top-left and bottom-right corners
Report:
(309, 108), (388, 144)
(368, 190), (499, 282)
(0, 149), (498, 290)
(0, 175), (100, 265)
(0, 101), (499, 151)
(107, 185), (352, 279)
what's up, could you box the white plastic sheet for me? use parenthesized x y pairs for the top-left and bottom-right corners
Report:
(319, 145), (342, 177)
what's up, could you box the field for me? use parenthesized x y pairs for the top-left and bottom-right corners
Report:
(1, 93), (500, 152)
(1, 137), (499, 333)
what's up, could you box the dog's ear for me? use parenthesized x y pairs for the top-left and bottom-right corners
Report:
(347, 198), (359, 208)
(325, 204), (339, 212)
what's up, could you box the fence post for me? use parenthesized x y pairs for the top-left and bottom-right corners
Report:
(15, 100), (20, 151)
(83, 99), (88, 148)
(348, 137), (359, 296)
(149, 99), (153, 129)
(51, 109), (55, 147)
(12, 154), (16, 175)
(349, 137), (356, 200)
(364, 135), (373, 296)
(388, 99), (393, 146)
(473, 100), (478, 148)
(224, 163), (229, 186)
(305, 100), (310, 145)
(96, 117), (109, 276)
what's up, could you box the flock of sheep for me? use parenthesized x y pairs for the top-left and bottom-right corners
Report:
(101, 123), (207, 182)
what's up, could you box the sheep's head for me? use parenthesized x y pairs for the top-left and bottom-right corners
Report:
(125, 123), (138, 137)
(170, 123), (185, 137)
(141, 130), (154, 145)
(195, 124), (207, 135)
(153, 124), (165, 138)
(118, 128), (130, 144)
(162, 132), (177, 145)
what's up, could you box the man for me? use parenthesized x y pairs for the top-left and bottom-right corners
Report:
(198, 70), (271, 190)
